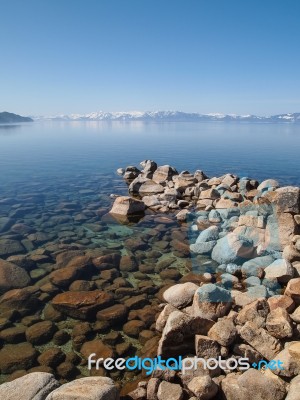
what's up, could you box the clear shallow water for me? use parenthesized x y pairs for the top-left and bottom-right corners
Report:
(0, 121), (300, 186)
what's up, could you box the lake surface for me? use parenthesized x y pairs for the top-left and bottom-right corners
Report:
(1, 121), (300, 187)
(0, 121), (299, 384)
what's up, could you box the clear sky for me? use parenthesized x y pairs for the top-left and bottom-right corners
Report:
(1, 0), (300, 116)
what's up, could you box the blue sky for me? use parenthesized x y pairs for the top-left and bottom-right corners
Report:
(1, 0), (300, 116)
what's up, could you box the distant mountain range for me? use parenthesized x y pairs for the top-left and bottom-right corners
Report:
(0, 112), (33, 123)
(33, 111), (300, 123)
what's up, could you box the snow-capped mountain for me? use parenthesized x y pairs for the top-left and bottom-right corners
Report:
(33, 111), (300, 123)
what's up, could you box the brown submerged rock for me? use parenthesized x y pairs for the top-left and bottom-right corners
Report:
(51, 290), (114, 319)
(0, 287), (41, 316)
(0, 259), (31, 294)
(80, 339), (115, 360)
(26, 321), (57, 345)
(96, 303), (128, 325)
(0, 342), (38, 373)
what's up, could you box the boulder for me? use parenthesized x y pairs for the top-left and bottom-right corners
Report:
(0, 372), (59, 400)
(190, 241), (216, 255)
(268, 295), (295, 313)
(192, 284), (232, 320)
(51, 290), (114, 319)
(207, 318), (237, 346)
(196, 226), (219, 242)
(274, 186), (300, 214)
(241, 256), (274, 277)
(285, 278), (300, 305)
(239, 322), (282, 360)
(109, 196), (145, 216)
(142, 195), (161, 207)
(257, 179), (280, 191)
(199, 188), (220, 200)
(187, 376), (219, 400)
(157, 381), (183, 400)
(272, 343), (300, 377)
(195, 335), (220, 358)
(221, 369), (286, 400)
(0, 259), (31, 294)
(236, 299), (269, 327)
(155, 304), (178, 332)
(176, 209), (190, 222)
(286, 375), (300, 400)
(140, 159), (157, 173)
(211, 234), (255, 264)
(266, 307), (293, 339)
(163, 282), (199, 309)
(264, 259), (294, 283)
(45, 377), (119, 400)
(152, 165), (178, 184)
(157, 310), (214, 357)
(139, 180), (165, 195)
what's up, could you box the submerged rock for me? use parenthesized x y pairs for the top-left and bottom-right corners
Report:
(0, 259), (31, 294)
(51, 290), (114, 319)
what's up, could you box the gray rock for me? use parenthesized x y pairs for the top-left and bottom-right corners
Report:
(244, 276), (261, 287)
(0, 372), (59, 400)
(241, 256), (274, 277)
(226, 263), (240, 274)
(163, 282), (199, 309)
(192, 284), (232, 320)
(196, 226), (220, 243)
(190, 241), (216, 255)
(264, 259), (294, 283)
(211, 233), (255, 264)
(257, 179), (280, 191)
(45, 377), (119, 400)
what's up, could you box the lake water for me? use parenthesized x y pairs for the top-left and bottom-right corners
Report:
(0, 121), (299, 384)
(1, 121), (300, 187)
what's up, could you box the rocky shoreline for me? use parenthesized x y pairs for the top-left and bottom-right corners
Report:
(0, 160), (300, 399)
